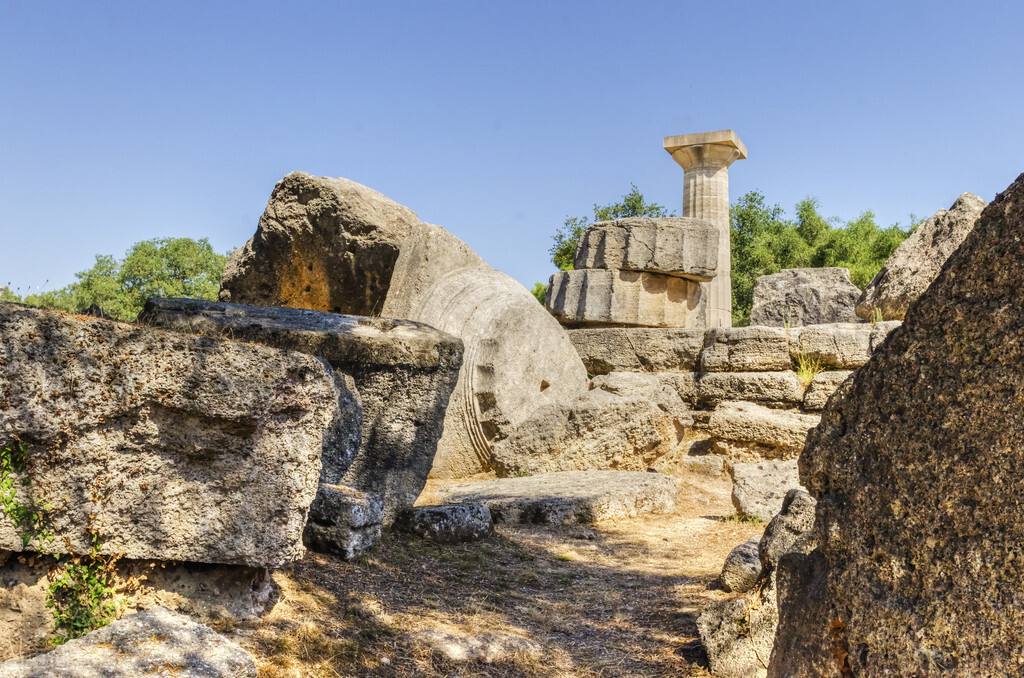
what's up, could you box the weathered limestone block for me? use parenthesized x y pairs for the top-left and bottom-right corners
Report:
(588, 371), (694, 425)
(802, 370), (853, 411)
(433, 471), (676, 525)
(709, 402), (820, 462)
(220, 174), (588, 481)
(489, 389), (686, 477)
(730, 460), (801, 521)
(379, 223), (590, 479)
(698, 371), (806, 408)
(700, 326), (792, 372)
(394, 504), (493, 544)
(573, 217), (719, 280)
(857, 193), (987, 321)
(770, 174), (1024, 678)
(720, 538), (762, 593)
(657, 372), (701, 406)
(869, 319), (902, 352)
(0, 304), (338, 568)
(750, 268), (861, 327)
(547, 269), (706, 328)
(789, 323), (872, 369)
(139, 298), (463, 517)
(302, 485), (384, 560)
(220, 172), (421, 316)
(567, 327), (704, 374)
(0, 607), (256, 678)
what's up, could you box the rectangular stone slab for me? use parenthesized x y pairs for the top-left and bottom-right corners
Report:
(547, 269), (707, 328)
(573, 217), (719, 281)
(138, 298), (464, 522)
(0, 303), (338, 568)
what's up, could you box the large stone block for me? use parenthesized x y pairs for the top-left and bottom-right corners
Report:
(0, 304), (338, 568)
(709, 402), (820, 463)
(219, 174), (588, 480)
(433, 471), (677, 524)
(772, 174), (1024, 677)
(789, 322), (872, 369)
(489, 389), (687, 477)
(567, 327), (704, 374)
(302, 485), (384, 560)
(0, 607), (256, 677)
(857, 193), (987, 321)
(220, 172), (420, 316)
(547, 269), (706, 328)
(697, 371), (806, 408)
(700, 326), (792, 372)
(750, 268), (861, 327)
(572, 217), (718, 280)
(730, 460), (801, 522)
(138, 298), (463, 517)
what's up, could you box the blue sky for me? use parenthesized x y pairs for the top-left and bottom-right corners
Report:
(2, 1), (1022, 296)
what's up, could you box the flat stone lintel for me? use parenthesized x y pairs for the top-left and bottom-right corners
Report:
(663, 129), (747, 159)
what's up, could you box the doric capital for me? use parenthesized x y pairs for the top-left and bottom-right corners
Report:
(663, 130), (747, 170)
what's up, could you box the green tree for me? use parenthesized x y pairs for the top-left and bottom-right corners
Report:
(17, 238), (228, 322)
(530, 282), (548, 305)
(549, 184), (674, 271)
(729, 192), (912, 326)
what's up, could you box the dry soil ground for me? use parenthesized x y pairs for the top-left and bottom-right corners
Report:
(220, 470), (764, 678)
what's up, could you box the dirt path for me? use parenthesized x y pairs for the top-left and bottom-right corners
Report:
(227, 471), (764, 678)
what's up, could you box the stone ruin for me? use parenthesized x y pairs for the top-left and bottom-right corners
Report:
(547, 129), (747, 330)
(0, 133), (1010, 675)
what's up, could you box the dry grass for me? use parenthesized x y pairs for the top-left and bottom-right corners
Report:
(216, 471), (763, 678)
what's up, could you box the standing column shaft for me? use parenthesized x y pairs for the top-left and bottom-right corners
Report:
(664, 131), (746, 327)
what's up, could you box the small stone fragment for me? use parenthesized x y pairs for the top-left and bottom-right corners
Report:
(394, 504), (493, 544)
(720, 538), (762, 593)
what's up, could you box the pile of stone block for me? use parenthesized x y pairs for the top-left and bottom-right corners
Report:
(567, 320), (902, 518)
(546, 217), (720, 329)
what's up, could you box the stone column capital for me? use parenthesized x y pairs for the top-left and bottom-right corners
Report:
(663, 130), (747, 171)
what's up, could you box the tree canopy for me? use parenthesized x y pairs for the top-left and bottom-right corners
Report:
(730, 191), (918, 325)
(5, 237), (228, 322)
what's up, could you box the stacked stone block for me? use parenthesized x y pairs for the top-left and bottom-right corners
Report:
(567, 321), (902, 518)
(546, 217), (720, 328)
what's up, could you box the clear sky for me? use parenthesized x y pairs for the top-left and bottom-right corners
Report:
(3, 1), (1022, 296)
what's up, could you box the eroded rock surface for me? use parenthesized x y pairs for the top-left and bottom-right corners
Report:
(856, 192), (987, 321)
(0, 304), (337, 568)
(771, 174), (1024, 677)
(567, 327), (705, 374)
(750, 268), (861, 327)
(720, 538), (762, 593)
(0, 607), (256, 677)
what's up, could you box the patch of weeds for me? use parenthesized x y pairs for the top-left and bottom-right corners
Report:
(2, 439), (122, 644)
(794, 350), (825, 387)
(0, 440), (55, 548)
(46, 531), (122, 644)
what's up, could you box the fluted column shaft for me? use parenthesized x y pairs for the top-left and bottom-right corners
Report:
(664, 132), (746, 327)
